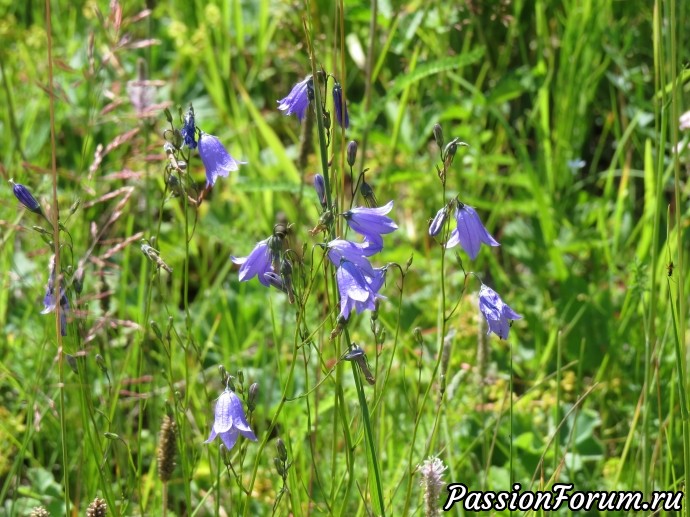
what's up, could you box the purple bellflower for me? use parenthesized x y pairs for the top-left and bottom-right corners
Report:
(10, 180), (43, 215)
(336, 260), (386, 320)
(231, 238), (275, 286)
(478, 284), (522, 340)
(332, 82), (349, 129)
(343, 200), (398, 254)
(446, 204), (499, 260)
(205, 389), (257, 451)
(181, 107), (197, 149)
(198, 132), (242, 188)
(326, 239), (376, 276)
(277, 76), (313, 122)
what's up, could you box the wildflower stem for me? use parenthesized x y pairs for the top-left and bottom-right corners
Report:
(44, 1), (69, 514)
(304, 17), (334, 216)
(344, 326), (385, 515)
(402, 175), (450, 515)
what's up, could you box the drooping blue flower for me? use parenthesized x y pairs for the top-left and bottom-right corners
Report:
(446, 204), (499, 260)
(10, 180), (43, 215)
(342, 200), (398, 254)
(277, 76), (313, 122)
(428, 206), (448, 237)
(336, 260), (386, 320)
(478, 284), (522, 340)
(204, 389), (257, 451)
(231, 238), (274, 286)
(198, 132), (242, 187)
(314, 174), (326, 207)
(332, 82), (349, 129)
(326, 239), (375, 275)
(181, 107), (197, 149)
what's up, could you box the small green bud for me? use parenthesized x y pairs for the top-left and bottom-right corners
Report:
(248, 383), (259, 412)
(276, 438), (288, 461)
(433, 124), (444, 151)
(273, 457), (285, 477)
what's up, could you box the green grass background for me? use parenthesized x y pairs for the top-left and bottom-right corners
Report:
(0, 0), (689, 515)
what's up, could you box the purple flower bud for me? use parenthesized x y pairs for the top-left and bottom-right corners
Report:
(429, 206), (448, 237)
(10, 180), (43, 215)
(332, 82), (349, 129)
(347, 140), (357, 167)
(181, 105), (197, 149)
(314, 174), (327, 207)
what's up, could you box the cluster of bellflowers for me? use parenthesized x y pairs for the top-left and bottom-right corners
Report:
(427, 125), (521, 340)
(162, 104), (244, 203)
(9, 180), (78, 336)
(233, 68), (397, 355)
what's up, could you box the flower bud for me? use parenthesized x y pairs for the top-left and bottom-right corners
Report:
(66, 354), (78, 374)
(428, 206), (448, 237)
(264, 272), (287, 293)
(313, 174), (327, 207)
(164, 108), (173, 124)
(248, 382), (259, 411)
(237, 370), (244, 385)
(274, 457), (285, 477)
(10, 180), (43, 215)
(150, 320), (163, 341)
(306, 76), (315, 102)
(172, 129), (183, 149)
(276, 438), (288, 461)
(433, 123), (444, 151)
(95, 353), (107, 373)
(360, 180), (377, 207)
(347, 140), (357, 167)
(413, 327), (423, 345)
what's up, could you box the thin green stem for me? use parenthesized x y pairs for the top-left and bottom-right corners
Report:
(44, 1), (69, 514)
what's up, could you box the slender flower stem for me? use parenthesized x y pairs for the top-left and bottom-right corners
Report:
(44, 2), (69, 515)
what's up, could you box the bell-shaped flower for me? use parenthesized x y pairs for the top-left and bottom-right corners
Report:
(231, 238), (274, 286)
(332, 82), (349, 129)
(478, 284), (522, 340)
(198, 132), (242, 187)
(277, 76), (313, 122)
(336, 260), (386, 320)
(326, 239), (375, 276)
(204, 389), (257, 451)
(342, 200), (397, 253)
(446, 204), (499, 260)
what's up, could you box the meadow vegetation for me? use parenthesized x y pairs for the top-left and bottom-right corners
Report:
(1, 0), (689, 515)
